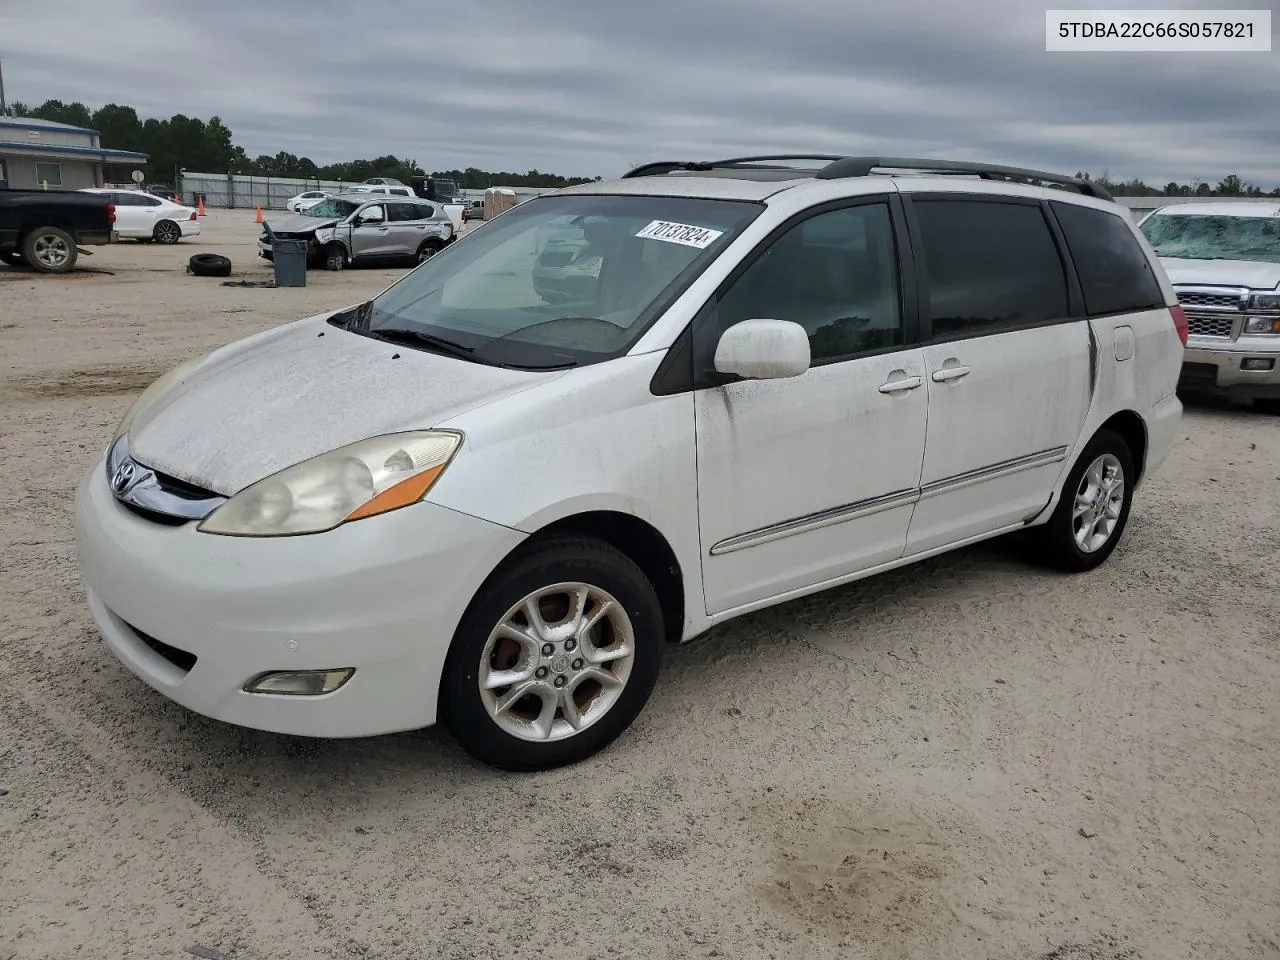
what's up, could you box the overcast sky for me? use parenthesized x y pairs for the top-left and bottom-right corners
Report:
(2, 0), (1278, 185)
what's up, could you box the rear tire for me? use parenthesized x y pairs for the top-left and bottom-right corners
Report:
(440, 536), (664, 771)
(416, 239), (444, 264)
(153, 220), (182, 245)
(1034, 428), (1135, 573)
(21, 226), (77, 274)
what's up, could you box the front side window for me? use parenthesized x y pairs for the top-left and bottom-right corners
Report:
(1140, 212), (1280, 266)
(35, 162), (62, 186)
(357, 204), (386, 222)
(713, 203), (904, 362)
(915, 199), (1069, 339)
(1053, 201), (1164, 315)
(359, 194), (762, 369)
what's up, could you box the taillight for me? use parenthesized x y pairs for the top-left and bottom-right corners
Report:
(107, 202), (116, 225)
(1169, 304), (1188, 346)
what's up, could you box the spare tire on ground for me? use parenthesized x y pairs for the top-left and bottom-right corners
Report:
(188, 253), (232, 278)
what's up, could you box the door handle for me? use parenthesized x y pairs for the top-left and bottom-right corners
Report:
(932, 365), (971, 382)
(878, 375), (923, 394)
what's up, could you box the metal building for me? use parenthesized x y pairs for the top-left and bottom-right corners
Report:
(0, 116), (148, 190)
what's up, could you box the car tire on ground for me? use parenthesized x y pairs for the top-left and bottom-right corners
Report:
(187, 253), (232, 278)
(1035, 428), (1135, 573)
(323, 243), (347, 271)
(440, 536), (664, 772)
(416, 239), (444, 264)
(153, 220), (182, 245)
(21, 226), (78, 274)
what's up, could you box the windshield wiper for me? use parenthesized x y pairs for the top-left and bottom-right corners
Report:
(364, 327), (477, 360)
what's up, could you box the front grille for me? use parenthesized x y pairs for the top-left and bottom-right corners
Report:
(1178, 292), (1243, 309)
(126, 622), (198, 673)
(151, 467), (218, 500)
(1185, 313), (1234, 338)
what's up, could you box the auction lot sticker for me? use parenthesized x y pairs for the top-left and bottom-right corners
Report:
(635, 220), (724, 249)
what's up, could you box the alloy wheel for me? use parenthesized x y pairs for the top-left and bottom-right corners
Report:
(477, 582), (636, 743)
(1072, 453), (1125, 553)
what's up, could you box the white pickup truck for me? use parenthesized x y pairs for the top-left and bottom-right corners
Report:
(1138, 202), (1280, 413)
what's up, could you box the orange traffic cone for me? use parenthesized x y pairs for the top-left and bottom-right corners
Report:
(255, 206), (263, 224)
(197, 195), (207, 217)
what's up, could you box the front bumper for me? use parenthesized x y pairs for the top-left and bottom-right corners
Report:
(1179, 336), (1280, 401)
(74, 455), (525, 738)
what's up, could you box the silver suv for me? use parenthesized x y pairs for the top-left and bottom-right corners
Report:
(259, 193), (455, 271)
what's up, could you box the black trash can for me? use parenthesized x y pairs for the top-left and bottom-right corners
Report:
(271, 239), (308, 287)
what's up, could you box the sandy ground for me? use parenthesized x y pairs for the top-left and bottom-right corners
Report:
(0, 210), (1277, 960)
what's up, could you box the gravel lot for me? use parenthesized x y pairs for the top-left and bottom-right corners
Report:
(1, 210), (1277, 960)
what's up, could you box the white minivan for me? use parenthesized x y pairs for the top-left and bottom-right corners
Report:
(74, 156), (1186, 771)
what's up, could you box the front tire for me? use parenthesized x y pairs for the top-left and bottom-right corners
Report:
(441, 537), (664, 771)
(323, 243), (347, 271)
(1035, 428), (1135, 572)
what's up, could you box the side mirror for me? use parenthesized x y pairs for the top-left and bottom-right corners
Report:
(713, 318), (810, 380)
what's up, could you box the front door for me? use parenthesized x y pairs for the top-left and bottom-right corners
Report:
(901, 193), (1092, 555)
(350, 203), (391, 259)
(694, 199), (929, 615)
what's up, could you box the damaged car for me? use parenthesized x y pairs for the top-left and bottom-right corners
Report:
(259, 193), (455, 271)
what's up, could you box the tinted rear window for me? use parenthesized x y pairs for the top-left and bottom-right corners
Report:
(1052, 201), (1164, 316)
(914, 199), (1069, 339)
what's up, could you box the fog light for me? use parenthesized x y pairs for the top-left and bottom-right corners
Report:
(243, 668), (354, 696)
(1240, 357), (1275, 372)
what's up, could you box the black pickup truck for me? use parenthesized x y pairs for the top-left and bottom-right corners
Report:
(0, 189), (117, 274)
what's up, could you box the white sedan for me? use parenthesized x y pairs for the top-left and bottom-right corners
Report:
(80, 189), (200, 244)
(286, 191), (330, 213)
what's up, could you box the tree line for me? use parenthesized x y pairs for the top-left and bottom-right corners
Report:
(8, 99), (1278, 196)
(7, 99), (600, 189)
(1073, 171), (1280, 198)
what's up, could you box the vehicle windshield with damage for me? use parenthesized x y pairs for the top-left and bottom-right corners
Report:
(303, 198), (360, 219)
(1141, 213), (1280, 264)
(340, 193), (763, 369)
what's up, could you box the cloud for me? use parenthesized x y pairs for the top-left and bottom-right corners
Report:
(2, 0), (1277, 185)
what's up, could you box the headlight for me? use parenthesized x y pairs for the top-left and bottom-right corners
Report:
(197, 430), (462, 537)
(1243, 315), (1280, 335)
(112, 357), (203, 445)
(1247, 293), (1280, 311)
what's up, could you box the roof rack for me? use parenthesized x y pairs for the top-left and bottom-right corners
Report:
(620, 154), (1112, 201)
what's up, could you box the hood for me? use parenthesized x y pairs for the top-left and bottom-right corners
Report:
(263, 213), (340, 234)
(128, 315), (562, 495)
(1159, 257), (1280, 291)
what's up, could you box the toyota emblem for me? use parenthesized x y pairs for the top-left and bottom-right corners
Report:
(111, 459), (137, 494)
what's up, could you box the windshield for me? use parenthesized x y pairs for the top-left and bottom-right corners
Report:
(358, 194), (761, 368)
(1141, 213), (1280, 264)
(303, 198), (360, 219)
